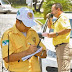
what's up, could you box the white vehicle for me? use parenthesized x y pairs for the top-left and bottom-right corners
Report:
(0, 0), (12, 13)
(35, 13), (72, 72)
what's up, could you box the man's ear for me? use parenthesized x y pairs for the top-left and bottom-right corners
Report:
(16, 19), (19, 23)
(58, 8), (60, 11)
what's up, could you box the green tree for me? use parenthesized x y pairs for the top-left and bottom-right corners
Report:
(43, 0), (72, 19)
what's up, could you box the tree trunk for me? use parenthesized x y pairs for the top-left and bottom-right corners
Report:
(33, 0), (44, 12)
(33, 0), (37, 11)
(38, 0), (44, 12)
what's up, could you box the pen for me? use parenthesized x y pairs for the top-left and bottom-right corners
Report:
(37, 39), (41, 48)
(18, 60), (20, 62)
(28, 43), (31, 45)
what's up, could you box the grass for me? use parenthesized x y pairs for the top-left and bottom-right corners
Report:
(37, 19), (46, 24)
(12, 4), (27, 8)
(34, 12), (44, 18)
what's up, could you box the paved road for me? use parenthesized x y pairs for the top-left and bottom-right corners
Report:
(0, 14), (16, 37)
(0, 13), (41, 72)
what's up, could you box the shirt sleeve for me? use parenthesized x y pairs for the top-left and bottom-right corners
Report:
(1, 33), (14, 58)
(60, 16), (71, 29)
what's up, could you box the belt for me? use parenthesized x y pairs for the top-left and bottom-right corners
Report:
(55, 43), (65, 47)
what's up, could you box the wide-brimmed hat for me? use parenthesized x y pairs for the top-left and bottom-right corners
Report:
(16, 7), (37, 27)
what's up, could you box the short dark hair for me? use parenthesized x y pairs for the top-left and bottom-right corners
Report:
(52, 3), (63, 11)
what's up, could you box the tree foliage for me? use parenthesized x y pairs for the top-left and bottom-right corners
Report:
(43, 0), (72, 19)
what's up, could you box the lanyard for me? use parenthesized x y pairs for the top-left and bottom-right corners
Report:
(53, 16), (61, 25)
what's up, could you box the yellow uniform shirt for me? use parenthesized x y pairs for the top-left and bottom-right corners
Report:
(51, 13), (71, 46)
(1, 25), (46, 72)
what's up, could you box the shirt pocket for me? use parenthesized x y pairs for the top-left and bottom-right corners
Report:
(26, 36), (36, 46)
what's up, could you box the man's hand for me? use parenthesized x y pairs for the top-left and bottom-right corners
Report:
(42, 32), (56, 38)
(27, 45), (38, 54)
(46, 13), (53, 19)
(35, 50), (42, 56)
(46, 13), (51, 18)
(42, 33), (48, 37)
(35, 50), (47, 58)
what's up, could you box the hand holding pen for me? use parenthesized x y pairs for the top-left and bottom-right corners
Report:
(28, 42), (42, 57)
(28, 43), (38, 54)
(28, 38), (41, 49)
(18, 43), (38, 62)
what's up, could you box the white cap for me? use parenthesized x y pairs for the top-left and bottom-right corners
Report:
(16, 7), (37, 27)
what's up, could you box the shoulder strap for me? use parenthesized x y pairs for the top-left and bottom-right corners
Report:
(2, 34), (9, 71)
(7, 34), (9, 69)
(53, 16), (61, 25)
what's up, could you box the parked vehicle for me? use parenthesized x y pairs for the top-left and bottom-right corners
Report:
(34, 12), (72, 72)
(0, 0), (12, 13)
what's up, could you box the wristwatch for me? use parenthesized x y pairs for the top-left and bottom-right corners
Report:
(56, 32), (58, 36)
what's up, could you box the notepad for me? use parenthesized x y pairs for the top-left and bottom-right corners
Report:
(22, 47), (42, 61)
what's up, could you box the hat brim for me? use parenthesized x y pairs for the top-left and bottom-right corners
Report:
(22, 19), (37, 27)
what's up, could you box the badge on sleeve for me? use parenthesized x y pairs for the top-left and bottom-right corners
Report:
(2, 40), (9, 46)
(32, 37), (36, 43)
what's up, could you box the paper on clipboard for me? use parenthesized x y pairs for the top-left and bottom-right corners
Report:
(22, 47), (42, 61)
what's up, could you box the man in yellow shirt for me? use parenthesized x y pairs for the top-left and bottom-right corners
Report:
(42, 3), (71, 72)
(1, 7), (47, 72)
